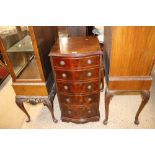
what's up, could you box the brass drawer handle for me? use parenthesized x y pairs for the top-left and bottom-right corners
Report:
(68, 110), (72, 114)
(60, 60), (65, 66)
(64, 85), (68, 90)
(88, 97), (92, 101)
(87, 72), (92, 77)
(66, 98), (70, 103)
(87, 59), (92, 64)
(87, 85), (92, 90)
(88, 110), (91, 114)
(62, 73), (67, 78)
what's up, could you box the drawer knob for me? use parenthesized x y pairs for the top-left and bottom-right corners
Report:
(87, 72), (92, 77)
(87, 59), (92, 64)
(88, 110), (91, 114)
(87, 85), (92, 90)
(64, 85), (68, 90)
(60, 60), (65, 66)
(66, 98), (70, 102)
(88, 97), (92, 101)
(62, 73), (67, 78)
(68, 110), (71, 114)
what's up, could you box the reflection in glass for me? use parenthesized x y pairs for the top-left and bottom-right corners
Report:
(0, 26), (41, 80)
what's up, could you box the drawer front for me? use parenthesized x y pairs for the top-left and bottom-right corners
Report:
(58, 93), (99, 105)
(52, 55), (100, 69)
(57, 81), (99, 94)
(54, 67), (99, 81)
(61, 104), (99, 119)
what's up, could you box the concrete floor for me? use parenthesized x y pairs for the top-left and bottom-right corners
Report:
(0, 68), (155, 129)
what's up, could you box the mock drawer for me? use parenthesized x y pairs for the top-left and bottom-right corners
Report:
(52, 55), (100, 69)
(57, 80), (99, 94)
(58, 93), (99, 105)
(61, 104), (99, 119)
(54, 67), (99, 81)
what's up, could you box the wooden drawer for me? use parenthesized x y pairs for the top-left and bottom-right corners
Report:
(58, 92), (99, 105)
(54, 67), (99, 81)
(52, 55), (100, 69)
(57, 80), (99, 94)
(61, 104), (99, 119)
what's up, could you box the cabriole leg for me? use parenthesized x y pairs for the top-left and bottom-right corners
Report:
(134, 91), (150, 125)
(43, 99), (58, 123)
(15, 97), (31, 122)
(103, 89), (113, 125)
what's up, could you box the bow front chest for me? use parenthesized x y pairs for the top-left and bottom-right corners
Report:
(49, 36), (102, 123)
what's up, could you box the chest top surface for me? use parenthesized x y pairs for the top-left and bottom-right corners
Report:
(49, 36), (102, 57)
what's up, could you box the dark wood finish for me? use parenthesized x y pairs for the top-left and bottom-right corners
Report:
(49, 36), (101, 56)
(103, 26), (155, 125)
(58, 26), (93, 37)
(56, 80), (99, 94)
(61, 103), (99, 119)
(58, 92), (99, 105)
(0, 26), (58, 123)
(50, 36), (102, 123)
(67, 26), (87, 37)
(52, 55), (100, 69)
(31, 26), (58, 82)
(54, 67), (100, 81)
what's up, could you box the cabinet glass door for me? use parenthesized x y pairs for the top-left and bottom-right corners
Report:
(0, 26), (41, 81)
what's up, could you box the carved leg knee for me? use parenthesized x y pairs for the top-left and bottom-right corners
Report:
(43, 99), (58, 123)
(134, 91), (150, 125)
(15, 97), (31, 122)
(103, 89), (113, 125)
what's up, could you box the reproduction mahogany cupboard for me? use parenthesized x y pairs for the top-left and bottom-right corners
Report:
(103, 26), (155, 125)
(49, 36), (102, 123)
(0, 26), (58, 123)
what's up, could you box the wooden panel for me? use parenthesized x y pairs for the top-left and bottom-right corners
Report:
(52, 55), (100, 69)
(49, 36), (101, 56)
(61, 104), (99, 119)
(56, 80), (99, 94)
(109, 26), (155, 76)
(54, 67), (100, 81)
(31, 26), (58, 81)
(108, 76), (152, 90)
(13, 83), (48, 96)
(58, 92), (99, 105)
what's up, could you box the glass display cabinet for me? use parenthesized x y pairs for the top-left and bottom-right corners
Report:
(0, 26), (58, 123)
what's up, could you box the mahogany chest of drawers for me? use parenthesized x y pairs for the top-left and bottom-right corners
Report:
(49, 36), (102, 123)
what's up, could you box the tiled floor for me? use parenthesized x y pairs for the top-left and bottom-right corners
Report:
(0, 68), (155, 129)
